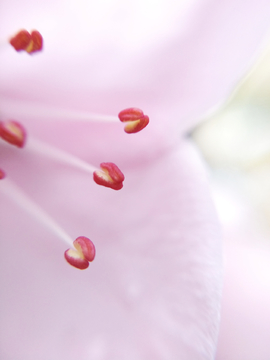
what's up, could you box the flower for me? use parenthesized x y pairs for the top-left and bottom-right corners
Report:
(1, 0), (270, 359)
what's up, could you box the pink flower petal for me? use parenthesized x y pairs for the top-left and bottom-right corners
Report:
(0, 140), (222, 359)
(1, 0), (270, 358)
(1, 0), (270, 138)
(216, 242), (270, 360)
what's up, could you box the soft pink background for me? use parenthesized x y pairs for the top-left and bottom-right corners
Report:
(0, 0), (270, 359)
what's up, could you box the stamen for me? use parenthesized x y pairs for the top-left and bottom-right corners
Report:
(27, 138), (124, 190)
(93, 162), (125, 190)
(9, 29), (43, 54)
(0, 169), (6, 179)
(0, 120), (27, 148)
(1, 179), (95, 270)
(118, 108), (149, 133)
(64, 236), (96, 270)
(0, 98), (149, 133)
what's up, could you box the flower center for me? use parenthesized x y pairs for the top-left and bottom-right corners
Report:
(1, 30), (149, 270)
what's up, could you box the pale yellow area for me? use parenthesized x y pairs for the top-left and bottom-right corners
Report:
(67, 248), (83, 259)
(7, 122), (24, 141)
(124, 119), (140, 133)
(25, 40), (34, 53)
(97, 168), (113, 182)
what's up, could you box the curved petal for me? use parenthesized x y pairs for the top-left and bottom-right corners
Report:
(0, 140), (222, 359)
(1, 0), (270, 139)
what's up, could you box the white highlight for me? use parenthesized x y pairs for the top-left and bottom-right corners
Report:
(0, 179), (73, 246)
(0, 97), (118, 122)
(27, 138), (98, 174)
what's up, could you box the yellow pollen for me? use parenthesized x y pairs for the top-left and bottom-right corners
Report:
(124, 119), (140, 132)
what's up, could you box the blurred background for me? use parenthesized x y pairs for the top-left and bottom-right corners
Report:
(192, 37), (270, 360)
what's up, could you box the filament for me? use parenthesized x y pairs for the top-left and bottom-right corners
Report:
(0, 179), (74, 246)
(27, 137), (98, 174)
(0, 97), (118, 123)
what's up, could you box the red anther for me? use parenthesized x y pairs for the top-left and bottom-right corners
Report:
(118, 108), (149, 133)
(26, 31), (43, 54)
(10, 30), (31, 51)
(0, 169), (6, 179)
(0, 120), (27, 148)
(93, 162), (125, 190)
(9, 29), (43, 54)
(74, 236), (96, 262)
(64, 236), (96, 270)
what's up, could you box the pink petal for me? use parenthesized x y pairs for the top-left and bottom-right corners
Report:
(0, 140), (222, 359)
(1, 0), (270, 138)
(216, 242), (270, 360)
(1, 0), (270, 358)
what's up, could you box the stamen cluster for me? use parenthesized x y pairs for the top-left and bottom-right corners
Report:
(1, 29), (150, 270)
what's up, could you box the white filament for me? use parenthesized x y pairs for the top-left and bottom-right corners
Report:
(1, 179), (74, 246)
(0, 97), (118, 122)
(27, 138), (98, 174)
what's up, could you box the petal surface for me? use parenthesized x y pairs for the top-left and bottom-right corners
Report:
(216, 242), (270, 360)
(0, 140), (222, 360)
(1, 0), (270, 139)
(1, 0), (269, 358)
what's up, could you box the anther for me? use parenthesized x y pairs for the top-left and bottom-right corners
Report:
(10, 29), (43, 54)
(93, 162), (125, 190)
(0, 120), (27, 148)
(0, 169), (6, 179)
(25, 30), (43, 54)
(64, 236), (96, 270)
(118, 108), (149, 133)
(9, 30), (30, 51)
